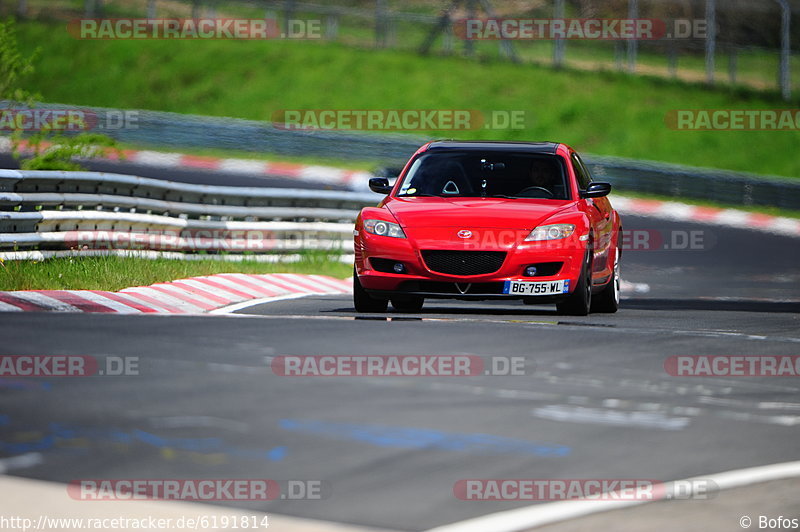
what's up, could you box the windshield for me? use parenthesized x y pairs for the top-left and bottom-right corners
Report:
(397, 151), (570, 200)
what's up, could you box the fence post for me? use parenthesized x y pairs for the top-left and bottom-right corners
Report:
(465, 0), (477, 57)
(191, 0), (201, 19)
(775, 0), (791, 101)
(17, 0), (27, 17)
(443, 22), (454, 54)
(375, 0), (388, 48)
(85, 0), (101, 17)
(728, 46), (737, 85)
(668, 40), (678, 78)
(614, 41), (623, 70)
(553, 0), (565, 68)
(325, 14), (339, 41)
(147, 0), (156, 18)
(627, 0), (638, 72)
(705, 0), (716, 84)
(283, 0), (295, 35)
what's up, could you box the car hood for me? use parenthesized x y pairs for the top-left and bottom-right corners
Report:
(386, 197), (574, 230)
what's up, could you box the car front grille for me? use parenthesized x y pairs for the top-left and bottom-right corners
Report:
(421, 250), (506, 276)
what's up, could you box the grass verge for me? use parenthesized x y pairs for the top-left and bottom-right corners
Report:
(13, 20), (800, 179)
(0, 254), (351, 291)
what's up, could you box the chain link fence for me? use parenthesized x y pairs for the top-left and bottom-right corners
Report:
(10, 0), (796, 99)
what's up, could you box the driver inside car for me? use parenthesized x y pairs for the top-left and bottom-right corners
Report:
(522, 162), (556, 197)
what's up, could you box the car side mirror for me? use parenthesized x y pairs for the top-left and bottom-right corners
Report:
(581, 182), (611, 198)
(369, 177), (393, 194)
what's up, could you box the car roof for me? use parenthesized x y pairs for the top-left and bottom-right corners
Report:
(424, 140), (561, 154)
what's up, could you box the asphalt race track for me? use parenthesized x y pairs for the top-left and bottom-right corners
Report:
(1, 208), (799, 530)
(0, 153), (350, 190)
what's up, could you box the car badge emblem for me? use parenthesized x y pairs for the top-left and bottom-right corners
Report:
(455, 283), (472, 294)
(457, 230), (473, 239)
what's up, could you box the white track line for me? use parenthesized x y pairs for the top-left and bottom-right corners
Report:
(426, 460), (800, 532)
(209, 293), (311, 314)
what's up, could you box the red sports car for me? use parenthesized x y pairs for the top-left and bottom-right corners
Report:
(353, 141), (622, 315)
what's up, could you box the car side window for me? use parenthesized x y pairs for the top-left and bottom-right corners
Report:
(571, 153), (592, 191)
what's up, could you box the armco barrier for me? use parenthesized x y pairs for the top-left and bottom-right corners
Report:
(0, 169), (376, 256)
(7, 102), (799, 211)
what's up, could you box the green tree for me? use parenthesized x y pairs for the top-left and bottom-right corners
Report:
(0, 17), (121, 170)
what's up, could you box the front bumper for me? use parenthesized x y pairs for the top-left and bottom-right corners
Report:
(355, 231), (586, 300)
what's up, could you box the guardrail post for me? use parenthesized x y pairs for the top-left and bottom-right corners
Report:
(705, 0), (716, 84)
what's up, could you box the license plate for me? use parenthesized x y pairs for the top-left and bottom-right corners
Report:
(503, 279), (570, 295)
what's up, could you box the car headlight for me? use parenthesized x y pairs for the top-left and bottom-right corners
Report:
(525, 223), (576, 241)
(363, 219), (406, 238)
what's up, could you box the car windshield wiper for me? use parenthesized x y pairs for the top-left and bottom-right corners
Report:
(398, 193), (440, 197)
(485, 194), (520, 199)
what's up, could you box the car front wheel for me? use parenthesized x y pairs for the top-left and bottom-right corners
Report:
(556, 250), (592, 316)
(353, 270), (389, 313)
(591, 247), (620, 313)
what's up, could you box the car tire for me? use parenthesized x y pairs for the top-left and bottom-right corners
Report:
(556, 250), (592, 316)
(353, 270), (388, 313)
(591, 247), (620, 313)
(391, 297), (424, 313)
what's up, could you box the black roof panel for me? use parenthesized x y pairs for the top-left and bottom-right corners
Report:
(425, 140), (560, 154)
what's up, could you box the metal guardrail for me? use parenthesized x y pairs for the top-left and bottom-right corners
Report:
(0, 169), (376, 256)
(16, 103), (800, 211)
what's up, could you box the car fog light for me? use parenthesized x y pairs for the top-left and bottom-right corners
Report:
(524, 266), (538, 277)
(393, 263), (406, 273)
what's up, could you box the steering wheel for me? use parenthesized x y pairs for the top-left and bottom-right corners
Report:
(516, 186), (554, 199)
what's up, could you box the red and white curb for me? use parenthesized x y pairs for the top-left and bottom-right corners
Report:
(0, 274), (351, 314)
(1, 137), (372, 190)
(612, 196), (800, 238)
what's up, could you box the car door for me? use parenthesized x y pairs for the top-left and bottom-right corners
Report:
(571, 151), (613, 281)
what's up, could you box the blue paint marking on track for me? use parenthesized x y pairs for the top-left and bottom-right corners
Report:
(0, 415), (9, 426)
(0, 379), (52, 391)
(0, 423), (287, 462)
(279, 419), (570, 457)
